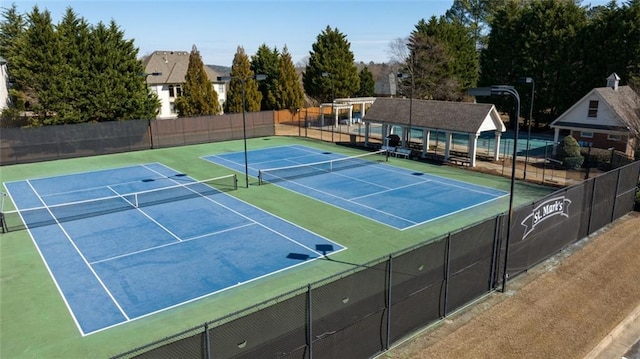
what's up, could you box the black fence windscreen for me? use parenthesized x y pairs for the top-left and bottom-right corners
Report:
(0, 112), (276, 165)
(1, 120), (150, 165)
(100, 161), (640, 359)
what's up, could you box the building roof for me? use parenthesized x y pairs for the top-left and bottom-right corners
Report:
(142, 50), (221, 85)
(550, 73), (639, 136)
(595, 86), (639, 134)
(363, 97), (505, 134)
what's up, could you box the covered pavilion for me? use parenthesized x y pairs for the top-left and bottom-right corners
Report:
(362, 97), (506, 167)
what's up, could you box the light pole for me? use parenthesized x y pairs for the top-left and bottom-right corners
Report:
(397, 73), (413, 148)
(518, 77), (535, 180)
(322, 72), (335, 143)
(467, 85), (520, 293)
(217, 74), (267, 188)
(142, 72), (162, 149)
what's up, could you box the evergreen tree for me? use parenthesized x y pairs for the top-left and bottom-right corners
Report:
(404, 23), (457, 101)
(1, 5), (154, 126)
(251, 43), (279, 110)
(225, 46), (262, 113)
(445, 0), (506, 49)
(84, 21), (150, 122)
(0, 4), (27, 124)
(274, 46), (304, 113)
(357, 67), (375, 97)
(10, 6), (60, 124)
(176, 45), (220, 117)
(579, 1), (640, 91)
(479, 0), (588, 126)
(408, 16), (478, 100)
(302, 26), (359, 103)
(0, 4), (25, 69)
(54, 7), (89, 123)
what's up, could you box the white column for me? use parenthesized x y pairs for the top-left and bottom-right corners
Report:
(552, 128), (560, 155)
(422, 129), (430, 158)
(348, 106), (353, 124)
(494, 132), (501, 161)
(469, 133), (479, 167)
(444, 131), (452, 160)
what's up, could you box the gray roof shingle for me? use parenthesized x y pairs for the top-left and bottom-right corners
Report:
(364, 97), (502, 134)
(142, 50), (221, 85)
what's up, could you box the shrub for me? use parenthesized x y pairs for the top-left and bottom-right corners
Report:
(557, 135), (584, 169)
(563, 156), (585, 169)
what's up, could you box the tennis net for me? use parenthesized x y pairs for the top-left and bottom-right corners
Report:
(1, 174), (237, 233)
(258, 150), (387, 185)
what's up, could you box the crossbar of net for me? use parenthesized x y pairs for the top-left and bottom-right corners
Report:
(258, 150), (387, 185)
(0, 174), (237, 232)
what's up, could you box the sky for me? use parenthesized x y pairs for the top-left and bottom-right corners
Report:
(8, 0), (611, 67)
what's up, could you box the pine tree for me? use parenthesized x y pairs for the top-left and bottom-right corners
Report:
(251, 44), (279, 110)
(407, 16), (478, 100)
(54, 7), (89, 123)
(83, 21), (150, 122)
(225, 46), (262, 113)
(1, 5), (154, 125)
(176, 45), (220, 117)
(357, 67), (375, 97)
(275, 46), (304, 113)
(11, 6), (61, 124)
(302, 26), (359, 103)
(0, 4), (27, 125)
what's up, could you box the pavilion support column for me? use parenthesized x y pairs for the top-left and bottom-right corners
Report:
(320, 104), (325, 127)
(468, 133), (479, 167)
(552, 128), (561, 155)
(422, 129), (430, 158)
(493, 131), (502, 160)
(401, 127), (409, 149)
(364, 122), (370, 146)
(444, 131), (452, 161)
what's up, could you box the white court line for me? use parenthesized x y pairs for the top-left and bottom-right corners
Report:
(90, 222), (257, 265)
(25, 180), (131, 330)
(105, 185), (183, 242)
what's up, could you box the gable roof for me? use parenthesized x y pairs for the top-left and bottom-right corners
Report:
(142, 50), (221, 85)
(550, 85), (639, 135)
(363, 97), (505, 134)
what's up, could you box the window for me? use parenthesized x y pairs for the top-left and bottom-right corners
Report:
(218, 84), (225, 94)
(608, 134), (621, 141)
(170, 102), (177, 114)
(168, 85), (182, 98)
(580, 131), (593, 138)
(588, 100), (598, 117)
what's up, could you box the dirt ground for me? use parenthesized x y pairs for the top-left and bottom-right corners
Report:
(383, 211), (640, 359)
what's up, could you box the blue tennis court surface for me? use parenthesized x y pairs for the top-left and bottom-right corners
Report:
(203, 145), (508, 229)
(3, 163), (344, 335)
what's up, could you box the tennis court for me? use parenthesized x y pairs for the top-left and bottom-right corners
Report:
(203, 145), (508, 229)
(1, 162), (344, 335)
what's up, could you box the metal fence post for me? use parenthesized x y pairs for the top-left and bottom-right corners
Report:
(204, 322), (210, 359)
(385, 255), (393, 350)
(307, 284), (313, 359)
(443, 233), (452, 317)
